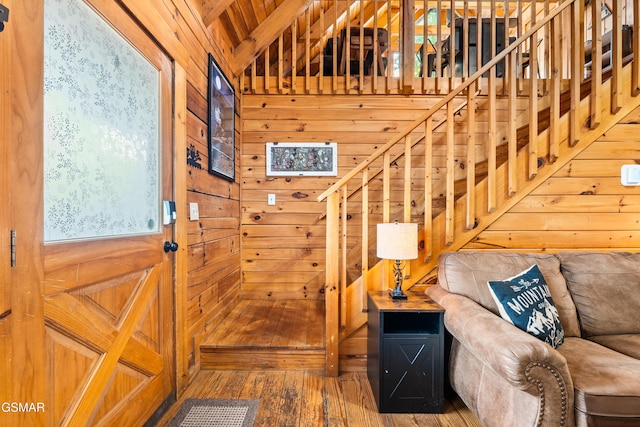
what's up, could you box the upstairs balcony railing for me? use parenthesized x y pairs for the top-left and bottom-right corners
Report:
(312, 0), (640, 376)
(241, 0), (639, 96)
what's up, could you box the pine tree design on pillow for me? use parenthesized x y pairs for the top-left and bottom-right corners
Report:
(488, 264), (565, 348)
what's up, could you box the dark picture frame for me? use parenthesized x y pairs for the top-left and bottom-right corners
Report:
(207, 53), (235, 181)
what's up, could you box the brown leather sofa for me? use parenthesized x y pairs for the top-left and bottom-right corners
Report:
(426, 252), (640, 427)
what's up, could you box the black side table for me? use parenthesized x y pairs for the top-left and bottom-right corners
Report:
(367, 290), (445, 413)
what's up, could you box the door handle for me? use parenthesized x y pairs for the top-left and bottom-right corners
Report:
(163, 241), (179, 253)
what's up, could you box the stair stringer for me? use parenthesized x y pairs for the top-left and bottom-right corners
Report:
(339, 63), (640, 343)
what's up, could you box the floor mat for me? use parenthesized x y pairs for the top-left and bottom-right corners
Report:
(168, 399), (259, 427)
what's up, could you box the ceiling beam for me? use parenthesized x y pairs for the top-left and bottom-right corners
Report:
(202, 0), (236, 27)
(233, 0), (314, 74)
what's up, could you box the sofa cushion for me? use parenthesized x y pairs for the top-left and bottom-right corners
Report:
(488, 264), (564, 348)
(437, 252), (581, 337)
(558, 338), (640, 421)
(589, 334), (640, 359)
(557, 252), (640, 337)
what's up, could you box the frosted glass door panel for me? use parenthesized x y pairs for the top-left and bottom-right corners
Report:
(44, 0), (160, 242)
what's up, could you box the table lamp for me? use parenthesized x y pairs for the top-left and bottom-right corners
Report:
(376, 222), (418, 299)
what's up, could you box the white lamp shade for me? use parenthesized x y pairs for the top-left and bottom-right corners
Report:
(376, 222), (418, 260)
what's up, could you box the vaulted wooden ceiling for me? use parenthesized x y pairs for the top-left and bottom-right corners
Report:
(200, 0), (558, 76)
(201, 0), (314, 75)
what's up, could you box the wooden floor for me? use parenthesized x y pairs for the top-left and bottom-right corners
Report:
(202, 299), (324, 348)
(156, 370), (482, 427)
(200, 300), (326, 371)
(182, 298), (482, 425)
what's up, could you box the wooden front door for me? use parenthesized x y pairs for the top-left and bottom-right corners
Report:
(44, 0), (175, 426)
(5, 0), (175, 426)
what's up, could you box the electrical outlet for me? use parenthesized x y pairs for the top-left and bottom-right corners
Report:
(268, 194), (276, 205)
(189, 202), (199, 220)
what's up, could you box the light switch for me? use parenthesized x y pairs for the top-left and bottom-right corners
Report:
(621, 165), (640, 186)
(189, 202), (199, 220)
(268, 194), (276, 205)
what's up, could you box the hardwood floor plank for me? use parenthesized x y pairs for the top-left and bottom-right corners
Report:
(250, 301), (287, 347)
(238, 371), (268, 399)
(234, 300), (275, 346)
(253, 371), (286, 426)
(322, 375), (348, 426)
(413, 395), (482, 427)
(224, 300), (271, 346)
(340, 372), (386, 427)
(185, 369), (227, 395)
(275, 371), (305, 426)
(302, 300), (325, 347)
(390, 414), (421, 427)
(202, 299), (248, 345)
(299, 373), (325, 426)
(270, 299), (302, 347)
(355, 373), (395, 427)
(217, 370), (249, 398)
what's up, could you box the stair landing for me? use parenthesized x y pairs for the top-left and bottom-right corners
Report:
(200, 299), (326, 372)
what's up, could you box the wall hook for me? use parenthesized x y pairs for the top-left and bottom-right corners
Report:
(0, 4), (9, 33)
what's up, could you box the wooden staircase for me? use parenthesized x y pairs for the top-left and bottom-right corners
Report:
(319, 0), (640, 376)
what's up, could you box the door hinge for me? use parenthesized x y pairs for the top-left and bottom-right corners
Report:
(10, 230), (16, 267)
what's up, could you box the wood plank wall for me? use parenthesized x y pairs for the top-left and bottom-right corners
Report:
(184, 68), (241, 377)
(242, 94), (640, 304)
(241, 93), (523, 299)
(465, 105), (640, 252)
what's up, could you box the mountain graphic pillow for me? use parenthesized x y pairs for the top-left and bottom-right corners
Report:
(487, 264), (565, 349)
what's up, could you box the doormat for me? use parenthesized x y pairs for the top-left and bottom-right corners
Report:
(168, 398), (259, 427)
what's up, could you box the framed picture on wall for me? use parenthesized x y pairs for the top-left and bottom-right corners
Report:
(266, 142), (338, 176)
(207, 53), (235, 181)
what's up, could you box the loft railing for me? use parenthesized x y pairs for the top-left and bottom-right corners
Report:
(315, 0), (640, 376)
(242, 0), (548, 95)
(241, 0), (638, 96)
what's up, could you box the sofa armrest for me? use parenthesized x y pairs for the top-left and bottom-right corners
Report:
(426, 285), (573, 392)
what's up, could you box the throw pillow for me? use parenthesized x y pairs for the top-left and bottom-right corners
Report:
(487, 264), (565, 348)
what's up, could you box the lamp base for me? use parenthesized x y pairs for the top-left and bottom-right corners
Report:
(389, 259), (408, 299)
(389, 288), (408, 300)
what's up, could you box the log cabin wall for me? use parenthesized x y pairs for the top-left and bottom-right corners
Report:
(241, 92), (526, 299)
(240, 94), (429, 300)
(241, 96), (640, 371)
(465, 105), (640, 252)
(185, 78), (242, 374)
